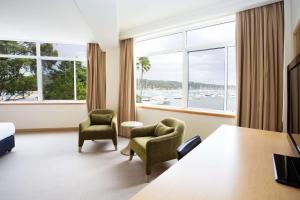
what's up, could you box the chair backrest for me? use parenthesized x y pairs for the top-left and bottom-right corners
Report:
(160, 117), (185, 137)
(176, 135), (201, 160)
(88, 109), (115, 118)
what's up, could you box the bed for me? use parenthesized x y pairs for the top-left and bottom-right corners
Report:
(0, 123), (15, 156)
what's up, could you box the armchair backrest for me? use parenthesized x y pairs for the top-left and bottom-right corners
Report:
(160, 117), (185, 139)
(88, 109), (115, 118)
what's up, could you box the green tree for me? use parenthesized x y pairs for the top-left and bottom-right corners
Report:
(0, 40), (87, 101)
(43, 60), (74, 100)
(76, 61), (87, 100)
(136, 57), (151, 102)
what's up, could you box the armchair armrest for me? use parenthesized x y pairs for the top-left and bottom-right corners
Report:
(111, 115), (118, 134)
(79, 118), (90, 133)
(130, 124), (157, 139)
(146, 132), (182, 161)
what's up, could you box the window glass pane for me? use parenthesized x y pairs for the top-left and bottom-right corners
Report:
(135, 33), (182, 56)
(188, 48), (225, 111)
(227, 47), (236, 112)
(0, 40), (36, 56)
(0, 58), (37, 101)
(76, 61), (87, 100)
(187, 22), (235, 48)
(136, 53), (183, 107)
(41, 43), (86, 59)
(42, 60), (74, 100)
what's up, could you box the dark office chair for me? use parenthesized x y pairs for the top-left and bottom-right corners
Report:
(177, 135), (201, 160)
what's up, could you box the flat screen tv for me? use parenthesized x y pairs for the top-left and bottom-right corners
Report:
(287, 53), (300, 155)
(273, 53), (300, 189)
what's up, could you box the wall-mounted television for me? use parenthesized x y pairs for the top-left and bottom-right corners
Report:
(287, 53), (300, 155)
(273, 53), (300, 188)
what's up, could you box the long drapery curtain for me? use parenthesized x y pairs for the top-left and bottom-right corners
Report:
(86, 43), (106, 112)
(118, 38), (136, 137)
(236, 2), (284, 132)
(294, 20), (300, 56)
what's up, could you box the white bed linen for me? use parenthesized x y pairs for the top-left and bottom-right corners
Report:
(0, 123), (15, 140)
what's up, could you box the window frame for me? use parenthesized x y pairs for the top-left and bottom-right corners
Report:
(134, 18), (236, 115)
(0, 40), (87, 104)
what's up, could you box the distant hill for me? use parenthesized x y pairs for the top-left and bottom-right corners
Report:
(137, 79), (235, 90)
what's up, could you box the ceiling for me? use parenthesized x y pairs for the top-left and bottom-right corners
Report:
(118, 0), (275, 32)
(118, 0), (227, 32)
(0, 0), (276, 48)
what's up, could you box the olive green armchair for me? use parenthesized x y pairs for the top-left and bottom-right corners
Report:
(129, 117), (185, 182)
(78, 109), (118, 152)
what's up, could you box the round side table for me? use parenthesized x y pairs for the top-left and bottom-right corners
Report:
(120, 121), (143, 156)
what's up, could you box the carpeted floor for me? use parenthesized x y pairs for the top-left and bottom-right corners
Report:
(0, 132), (176, 200)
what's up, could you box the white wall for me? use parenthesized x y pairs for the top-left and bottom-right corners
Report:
(106, 48), (120, 111)
(291, 0), (300, 30)
(0, 0), (94, 43)
(137, 108), (236, 141)
(282, 0), (300, 131)
(0, 104), (87, 129)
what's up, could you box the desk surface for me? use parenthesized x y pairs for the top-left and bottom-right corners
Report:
(130, 125), (300, 200)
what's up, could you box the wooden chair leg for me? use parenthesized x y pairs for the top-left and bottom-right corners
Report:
(78, 146), (82, 153)
(129, 149), (134, 160)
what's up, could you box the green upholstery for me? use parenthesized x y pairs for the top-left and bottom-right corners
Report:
(78, 109), (118, 151)
(90, 114), (113, 125)
(154, 122), (175, 137)
(129, 118), (185, 176)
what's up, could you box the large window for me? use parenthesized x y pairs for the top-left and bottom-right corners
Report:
(0, 40), (86, 102)
(135, 20), (236, 113)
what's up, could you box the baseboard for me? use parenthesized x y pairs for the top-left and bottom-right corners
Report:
(16, 127), (78, 133)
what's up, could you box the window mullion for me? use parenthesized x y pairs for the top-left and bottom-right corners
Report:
(36, 42), (43, 102)
(224, 47), (228, 111)
(73, 60), (77, 101)
(182, 31), (189, 108)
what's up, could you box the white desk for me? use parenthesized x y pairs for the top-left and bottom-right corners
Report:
(130, 125), (300, 200)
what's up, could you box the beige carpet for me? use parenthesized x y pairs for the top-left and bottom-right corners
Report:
(0, 132), (176, 200)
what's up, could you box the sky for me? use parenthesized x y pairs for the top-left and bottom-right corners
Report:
(135, 21), (236, 86)
(46, 43), (86, 59)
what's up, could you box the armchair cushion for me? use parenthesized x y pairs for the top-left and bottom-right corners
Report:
(83, 125), (113, 133)
(154, 122), (174, 137)
(90, 114), (112, 125)
(130, 136), (155, 161)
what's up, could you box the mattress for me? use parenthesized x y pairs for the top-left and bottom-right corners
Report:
(0, 123), (15, 140)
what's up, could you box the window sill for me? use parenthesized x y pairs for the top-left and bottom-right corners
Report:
(136, 104), (236, 118)
(0, 100), (86, 105)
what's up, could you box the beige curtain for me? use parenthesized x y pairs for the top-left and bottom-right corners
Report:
(294, 20), (300, 56)
(236, 2), (284, 132)
(86, 43), (106, 112)
(118, 39), (136, 137)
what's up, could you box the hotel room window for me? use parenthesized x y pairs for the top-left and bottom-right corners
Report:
(40, 43), (87, 100)
(0, 40), (87, 102)
(135, 34), (184, 107)
(188, 48), (225, 111)
(0, 40), (38, 101)
(134, 20), (236, 113)
(187, 22), (236, 112)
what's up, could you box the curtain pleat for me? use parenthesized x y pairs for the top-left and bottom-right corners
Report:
(294, 20), (300, 56)
(118, 39), (136, 137)
(86, 43), (106, 112)
(236, 2), (284, 132)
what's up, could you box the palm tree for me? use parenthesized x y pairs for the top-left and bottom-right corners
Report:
(136, 57), (151, 99)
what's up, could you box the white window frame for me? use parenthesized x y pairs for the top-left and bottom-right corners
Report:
(0, 41), (87, 103)
(134, 19), (236, 114)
